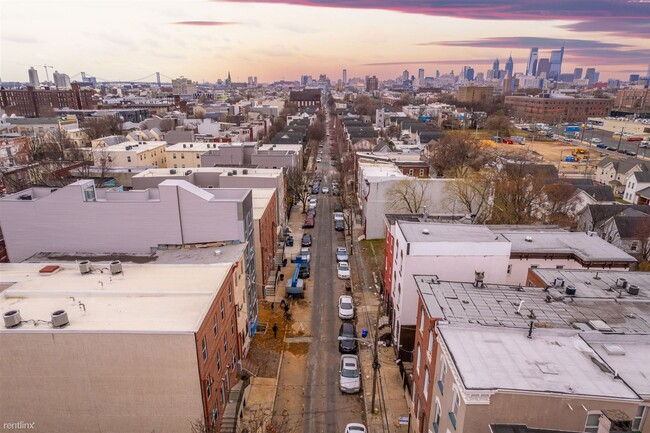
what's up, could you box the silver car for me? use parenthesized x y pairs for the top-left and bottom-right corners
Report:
(336, 246), (348, 262)
(339, 355), (361, 393)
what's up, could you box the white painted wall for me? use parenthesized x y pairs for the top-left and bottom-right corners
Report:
(0, 332), (203, 433)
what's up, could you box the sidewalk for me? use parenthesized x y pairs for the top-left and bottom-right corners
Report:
(352, 228), (411, 433)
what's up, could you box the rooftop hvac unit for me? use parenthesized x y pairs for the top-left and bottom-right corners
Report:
(183, 144), (187, 148)
(524, 236), (533, 242)
(627, 284), (640, 295)
(126, 145), (132, 151)
(228, 172), (233, 176)
(79, 260), (92, 274)
(616, 278), (628, 289)
(18, 194), (32, 200)
(553, 277), (565, 288)
(233, 170), (238, 175)
(190, 143), (193, 148)
(170, 169), (177, 175)
(474, 270), (485, 288)
(3, 310), (22, 328)
(565, 285), (577, 296)
(422, 229), (430, 235)
(110, 260), (123, 275)
(243, 169), (248, 175)
(185, 170), (192, 176)
(51, 310), (69, 328)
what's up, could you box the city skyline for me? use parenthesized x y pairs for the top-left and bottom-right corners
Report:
(1, 0), (648, 83)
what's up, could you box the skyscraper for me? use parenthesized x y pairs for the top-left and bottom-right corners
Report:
(493, 58), (500, 72)
(366, 75), (378, 92)
(402, 70), (410, 82)
(53, 71), (71, 89)
(549, 45), (565, 80)
(537, 59), (551, 77)
(526, 48), (538, 76)
(418, 68), (424, 85)
(505, 55), (514, 79)
(584, 68), (599, 85)
(466, 67), (475, 81)
(342, 69), (347, 85)
(574, 68), (583, 80)
(436, 70), (440, 78)
(28, 67), (39, 88)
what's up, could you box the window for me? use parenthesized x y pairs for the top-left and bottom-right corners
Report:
(217, 351), (222, 371)
(201, 336), (207, 362)
(419, 309), (424, 334)
(415, 345), (422, 372)
(419, 169), (425, 176)
(213, 314), (218, 336)
(197, 154), (200, 159)
(449, 386), (461, 429)
(438, 359), (446, 394)
(584, 412), (601, 433)
(231, 318), (235, 335)
(211, 405), (218, 425)
(408, 169), (414, 176)
(530, 265), (538, 269)
(427, 330), (434, 361)
(127, 156), (131, 163)
(181, 154), (185, 159)
(556, 265), (564, 270)
(633, 406), (647, 431)
(423, 367), (430, 400)
(206, 379), (212, 399)
(224, 335), (228, 354)
(221, 300), (225, 320)
(631, 241), (639, 251)
(432, 397), (441, 433)
(507, 264), (512, 275)
(173, 153), (177, 159)
(229, 284), (233, 303)
(221, 384), (226, 404)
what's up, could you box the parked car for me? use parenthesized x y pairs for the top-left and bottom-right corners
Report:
(334, 202), (343, 212)
(332, 187), (340, 196)
(337, 261), (350, 279)
(338, 295), (354, 319)
(335, 220), (345, 231)
(307, 208), (316, 217)
(626, 150), (637, 156)
(591, 138), (603, 144)
(298, 263), (310, 278)
(303, 216), (315, 228)
(336, 247), (348, 262)
(596, 143), (607, 149)
(322, 186), (329, 194)
(316, 157), (322, 163)
(300, 247), (311, 262)
(338, 322), (357, 353)
(301, 233), (312, 247)
(312, 186), (320, 194)
(607, 146), (617, 152)
(339, 355), (361, 394)
(344, 424), (367, 433)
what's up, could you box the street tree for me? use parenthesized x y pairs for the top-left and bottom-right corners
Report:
(353, 95), (381, 118)
(485, 113), (512, 136)
(488, 162), (548, 224)
(306, 120), (326, 143)
(386, 178), (432, 214)
(286, 166), (313, 213)
(427, 130), (491, 177)
(543, 182), (579, 227)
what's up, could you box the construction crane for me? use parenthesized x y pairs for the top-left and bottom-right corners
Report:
(43, 65), (54, 84)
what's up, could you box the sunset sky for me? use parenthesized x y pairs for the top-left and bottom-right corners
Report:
(1, 0), (648, 83)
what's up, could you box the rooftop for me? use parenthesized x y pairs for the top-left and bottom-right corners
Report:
(102, 141), (166, 152)
(398, 221), (505, 243)
(252, 188), (275, 218)
(167, 142), (244, 152)
(134, 166), (283, 179)
(414, 276), (650, 333)
(0, 261), (232, 333)
(439, 325), (639, 399)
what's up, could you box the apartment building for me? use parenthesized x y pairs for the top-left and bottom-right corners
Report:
(252, 188), (279, 297)
(167, 142), (217, 168)
(133, 166), (287, 225)
(505, 95), (613, 123)
(385, 222), (636, 359)
(252, 143), (303, 169)
(0, 179), (260, 341)
(0, 261), (241, 432)
(92, 141), (167, 168)
(457, 86), (493, 104)
(411, 273), (650, 433)
(0, 83), (95, 117)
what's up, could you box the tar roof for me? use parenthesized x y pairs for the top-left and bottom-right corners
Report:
(529, 269), (650, 300)
(399, 221), (504, 243)
(414, 276), (650, 333)
(439, 325), (639, 399)
(0, 262), (232, 333)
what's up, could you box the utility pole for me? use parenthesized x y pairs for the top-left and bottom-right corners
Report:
(370, 302), (382, 414)
(616, 126), (625, 152)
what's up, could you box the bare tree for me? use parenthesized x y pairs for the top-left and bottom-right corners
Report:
(428, 131), (491, 177)
(158, 118), (176, 132)
(281, 101), (298, 117)
(386, 178), (432, 213)
(286, 166), (313, 213)
(189, 418), (217, 433)
(489, 162), (548, 224)
(444, 167), (493, 223)
(81, 115), (123, 140)
(543, 182), (579, 227)
(353, 95), (381, 119)
(237, 408), (294, 433)
(194, 106), (206, 121)
(306, 120), (326, 143)
(485, 113), (512, 136)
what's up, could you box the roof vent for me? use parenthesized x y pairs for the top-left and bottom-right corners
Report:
(51, 310), (69, 328)
(170, 169), (177, 175)
(19, 194), (32, 200)
(588, 319), (613, 332)
(627, 284), (640, 295)
(422, 229), (430, 235)
(565, 285), (577, 296)
(185, 170), (192, 176)
(616, 278), (628, 289)
(243, 169), (248, 175)
(553, 277), (565, 288)
(4, 310), (22, 328)
(214, 250), (222, 256)
(110, 260), (123, 275)
(79, 260), (92, 274)
(39, 265), (61, 275)
(473, 270), (485, 288)
(525, 236), (533, 242)
(603, 344), (626, 356)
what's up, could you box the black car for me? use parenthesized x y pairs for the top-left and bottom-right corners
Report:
(335, 220), (345, 231)
(338, 322), (358, 353)
(301, 233), (312, 247)
(334, 202), (343, 212)
(298, 263), (310, 278)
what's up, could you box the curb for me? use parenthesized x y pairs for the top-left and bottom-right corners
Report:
(270, 336), (286, 412)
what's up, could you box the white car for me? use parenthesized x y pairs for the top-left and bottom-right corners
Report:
(338, 295), (354, 319)
(316, 157), (322, 163)
(322, 186), (329, 194)
(339, 355), (361, 394)
(344, 423), (367, 433)
(591, 138), (602, 144)
(337, 261), (351, 279)
(336, 246), (348, 262)
(300, 247), (311, 263)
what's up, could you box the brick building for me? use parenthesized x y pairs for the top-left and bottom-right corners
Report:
(457, 86), (493, 104)
(0, 83), (96, 117)
(289, 89), (321, 108)
(614, 88), (650, 112)
(505, 95), (613, 123)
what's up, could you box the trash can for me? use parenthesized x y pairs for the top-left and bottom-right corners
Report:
(282, 258), (288, 267)
(279, 273), (284, 281)
(361, 328), (368, 338)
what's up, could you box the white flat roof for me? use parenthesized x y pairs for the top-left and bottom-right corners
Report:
(134, 167), (282, 178)
(252, 188), (275, 218)
(399, 221), (506, 243)
(167, 142), (231, 151)
(0, 262), (232, 333)
(440, 325), (639, 399)
(103, 141), (166, 152)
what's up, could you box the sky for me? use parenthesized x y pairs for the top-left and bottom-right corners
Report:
(1, 0), (648, 84)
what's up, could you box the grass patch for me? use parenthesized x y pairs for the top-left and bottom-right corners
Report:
(358, 239), (385, 276)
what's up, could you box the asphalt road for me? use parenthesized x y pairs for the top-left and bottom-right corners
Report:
(302, 116), (364, 433)
(551, 126), (649, 157)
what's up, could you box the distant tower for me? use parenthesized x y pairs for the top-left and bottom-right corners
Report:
(156, 72), (161, 87)
(402, 70), (409, 82)
(418, 68), (424, 85)
(342, 69), (347, 85)
(493, 58), (500, 72)
(573, 68), (583, 80)
(526, 48), (538, 76)
(436, 70), (440, 78)
(466, 67), (475, 81)
(505, 54), (514, 79)
(28, 67), (40, 87)
(226, 71), (232, 86)
(549, 44), (565, 80)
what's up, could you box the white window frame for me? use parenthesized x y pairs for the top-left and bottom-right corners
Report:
(427, 329), (434, 361)
(451, 385), (460, 416)
(432, 397), (441, 431)
(584, 411), (601, 433)
(423, 367), (430, 400)
(202, 336), (207, 362)
(416, 344), (422, 372)
(419, 309), (425, 334)
(633, 406), (647, 431)
(213, 314), (218, 336)
(439, 359), (447, 384)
